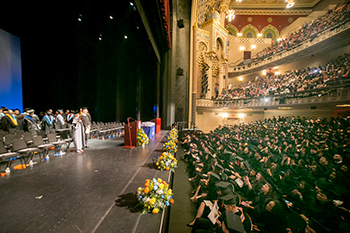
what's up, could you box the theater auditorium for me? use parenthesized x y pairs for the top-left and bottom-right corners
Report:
(0, 0), (350, 232)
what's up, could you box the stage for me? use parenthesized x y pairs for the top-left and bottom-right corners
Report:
(0, 131), (172, 232)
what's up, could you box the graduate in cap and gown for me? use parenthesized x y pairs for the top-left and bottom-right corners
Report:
(72, 110), (85, 153)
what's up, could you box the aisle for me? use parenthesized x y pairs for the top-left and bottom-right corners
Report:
(0, 131), (170, 233)
(168, 144), (197, 233)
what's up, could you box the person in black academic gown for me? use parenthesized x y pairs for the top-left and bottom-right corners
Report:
(0, 108), (18, 131)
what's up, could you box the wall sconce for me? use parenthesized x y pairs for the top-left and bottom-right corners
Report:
(237, 33), (242, 37)
(251, 44), (256, 50)
(262, 70), (267, 75)
(238, 77), (243, 81)
(240, 46), (245, 51)
(222, 113), (229, 118)
(238, 113), (245, 118)
(258, 33), (262, 37)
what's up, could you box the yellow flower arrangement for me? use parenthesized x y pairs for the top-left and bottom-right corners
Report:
(137, 128), (149, 146)
(156, 152), (178, 172)
(137, 178), (175, 214)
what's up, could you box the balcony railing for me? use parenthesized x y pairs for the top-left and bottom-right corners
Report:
(228, 20), (350, 74)
(196, 83), (350, 108)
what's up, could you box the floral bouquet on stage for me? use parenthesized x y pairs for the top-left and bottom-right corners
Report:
(137, 128), (149, 146)
(137, 178), (175, 214)
(156, 152), (178, 172)
(163, 140), (178, 154)
(167, 130), (178, 144)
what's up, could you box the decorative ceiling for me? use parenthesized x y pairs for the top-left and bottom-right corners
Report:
(229, 0), (322, 9)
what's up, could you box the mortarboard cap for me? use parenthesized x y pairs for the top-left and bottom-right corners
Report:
(216, 181), (231, 189)
(220, 194), (237, 205)
(225, 211), (245, 233)
(210, 172), (221, 181)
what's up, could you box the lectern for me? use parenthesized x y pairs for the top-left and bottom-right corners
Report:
(123, 118), (141, 149)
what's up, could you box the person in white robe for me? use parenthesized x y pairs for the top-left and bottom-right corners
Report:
(72, 111), (85, 153)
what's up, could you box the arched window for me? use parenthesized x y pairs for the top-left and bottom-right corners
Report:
(266, 32), (273, 39)
(247, 32), (253, 38)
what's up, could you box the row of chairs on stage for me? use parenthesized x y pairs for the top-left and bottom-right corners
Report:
(0, 121), (125, 173)
(0, 129), (72, 173)
(91, 122), (125, 140)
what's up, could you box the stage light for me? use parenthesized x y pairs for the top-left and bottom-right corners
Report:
(124, 35), (128, 39)
(78, 18), (82, 21)
(99, 34), (102, 40)
(130, 2), (134, 6)
(109, 16), (113, 19)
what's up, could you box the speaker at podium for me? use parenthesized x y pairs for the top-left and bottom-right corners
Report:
(123, 118), (142, 149)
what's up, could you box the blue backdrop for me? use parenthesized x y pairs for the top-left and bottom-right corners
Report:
(0, 28), (23, 110)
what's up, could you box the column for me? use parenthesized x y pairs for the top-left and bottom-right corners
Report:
(191, 24), (198, 126)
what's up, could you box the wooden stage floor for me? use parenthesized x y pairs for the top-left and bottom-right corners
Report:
(0, 131), (171, 233)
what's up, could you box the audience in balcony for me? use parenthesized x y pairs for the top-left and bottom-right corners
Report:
(182, 116), (350, 232)
(216, 53), (350, 100)
(250, 2), (350, 64)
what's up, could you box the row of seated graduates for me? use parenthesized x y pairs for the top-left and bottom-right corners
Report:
(181, 116), (350, 233)
(216, 52), (350, 101)
(252, 1), (350, 63)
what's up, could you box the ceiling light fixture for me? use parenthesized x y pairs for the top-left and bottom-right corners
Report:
(226, 9), (235, 22)
(286, 0), (295, 8)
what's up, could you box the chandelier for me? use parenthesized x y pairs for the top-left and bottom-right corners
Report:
(226, 9), (235, 22)
(286, 0), (295, 8)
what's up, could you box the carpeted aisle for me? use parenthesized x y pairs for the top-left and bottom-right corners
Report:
(168, 143), (197, 233)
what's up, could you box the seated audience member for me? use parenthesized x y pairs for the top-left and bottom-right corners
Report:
(181, 115), (350, 232)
